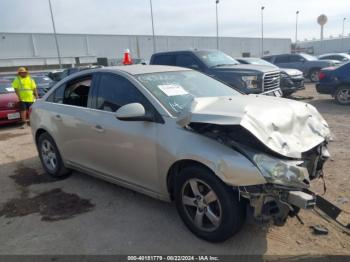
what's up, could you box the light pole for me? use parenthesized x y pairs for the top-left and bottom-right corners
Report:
(48, 0), (62, 69)
(261, 6), (265, 57)
(342, 17), (346, 51)
(215, 0), (219, 50)
(295, 11), (300, 50)
(149, 0), (156, 53)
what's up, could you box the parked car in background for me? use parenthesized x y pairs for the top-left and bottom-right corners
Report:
(318, 53), (350, 63)
(0, 79), (20, 125)
(48, 65), (103, 82)
(263, 53), (339, 82)
(317, 62), (350, 105)
(236, 57), (304, 97)
(31, 65), (331, 242)
(2, 74), (55, 98)
(31, 74), (55, 98)
(150, 50), (282, 96)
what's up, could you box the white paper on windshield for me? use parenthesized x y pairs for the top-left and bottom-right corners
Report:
(158, 84), (188, 96)
(6, 87), (14, 92)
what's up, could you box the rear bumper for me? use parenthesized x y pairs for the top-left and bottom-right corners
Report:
(0, 109), (21, 125)
(316, 83), (337, 95)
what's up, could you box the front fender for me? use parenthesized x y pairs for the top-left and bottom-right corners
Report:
(157, 123), (267, 188)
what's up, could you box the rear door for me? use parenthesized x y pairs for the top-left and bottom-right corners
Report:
(287, 55), (308, 72)
(88, 72), (160, 191)
(273, 55), (291, 68)
(45, 73), (99, 166)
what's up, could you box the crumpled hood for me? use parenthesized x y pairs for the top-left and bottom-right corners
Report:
(178, 95), (331, 158)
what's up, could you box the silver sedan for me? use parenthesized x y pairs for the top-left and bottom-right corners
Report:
(30, 65), (331, 242)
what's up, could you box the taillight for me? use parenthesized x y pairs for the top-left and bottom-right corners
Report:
(319, 71), (326, 81)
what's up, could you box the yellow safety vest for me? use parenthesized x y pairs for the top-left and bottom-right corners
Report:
(12, 76), (37, 102)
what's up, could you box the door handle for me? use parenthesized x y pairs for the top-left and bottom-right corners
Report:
(93, 124), (104, 133)
(54, 114), (62, 121)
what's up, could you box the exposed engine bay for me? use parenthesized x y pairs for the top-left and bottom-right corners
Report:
(188, 122), (330, 226)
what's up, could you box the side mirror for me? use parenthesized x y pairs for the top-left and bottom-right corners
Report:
(115, 103), (153, 122)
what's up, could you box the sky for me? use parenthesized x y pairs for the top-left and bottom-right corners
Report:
(0, 0), (350, 41)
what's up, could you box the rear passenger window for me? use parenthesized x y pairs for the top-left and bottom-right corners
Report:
(152, 55), (176, 65)
(275, 56), (290, 63)
(176, 54), (200, 69)
(47, 76), (92, 107)
(96, 74), (148, 112)
(289, 55), (303, 62)
(63, 77), (92, 107)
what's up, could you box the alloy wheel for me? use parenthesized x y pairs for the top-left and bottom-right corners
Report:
(181, 178), (222, 232)
(41, 139), (58, 172)
(337, 88), (350, 104)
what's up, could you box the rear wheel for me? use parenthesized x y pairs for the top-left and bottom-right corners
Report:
(309, 68), (321, 82)
(174, 165), (246, 242)
(37, 132), (71, 178)
(335, 86), (350, 105)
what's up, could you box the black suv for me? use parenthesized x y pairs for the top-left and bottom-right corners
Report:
(150, 50), (282, 96)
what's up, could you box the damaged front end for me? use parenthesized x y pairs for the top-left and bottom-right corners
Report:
(188, 123), (330, 226)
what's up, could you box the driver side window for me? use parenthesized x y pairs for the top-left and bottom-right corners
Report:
(96, 74), (148, 112)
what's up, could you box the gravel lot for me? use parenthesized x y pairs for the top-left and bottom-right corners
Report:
(0, 84), (349, 255)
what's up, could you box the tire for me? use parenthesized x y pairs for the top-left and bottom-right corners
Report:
(37, 132), (71, 178)
(309, 68), (321, 82)
(174, 165), (246, 242)
(334, 86), (350, 105)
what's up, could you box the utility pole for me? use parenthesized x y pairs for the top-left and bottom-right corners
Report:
(342, 17), (347, 51)
(48, 0), (62, 68)
(215, 0), (219, 50)
(261, 6), (265, 57)
(150, 0), (156, 53)
(295, 11), (300, 52)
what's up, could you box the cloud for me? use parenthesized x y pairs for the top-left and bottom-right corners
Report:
(0, 0), (349, 41)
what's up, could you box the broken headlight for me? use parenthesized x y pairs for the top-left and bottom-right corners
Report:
(253, 154), (309, 188)
(242, 75), (258, 89)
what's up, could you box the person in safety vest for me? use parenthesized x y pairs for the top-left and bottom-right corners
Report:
(12, 67), (38, 128)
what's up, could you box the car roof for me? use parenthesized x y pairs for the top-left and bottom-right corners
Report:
(99, 65), (191, 75)
(152, 49), (217, 56)
(319, 53), (348, 57)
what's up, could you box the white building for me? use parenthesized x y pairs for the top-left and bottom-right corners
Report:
(297, 36), (350, 55)
(0, 32), (291, 69)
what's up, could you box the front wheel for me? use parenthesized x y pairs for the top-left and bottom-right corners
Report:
(335, 86), (350, 105)
(309, 68), (320, 82)
(37, 132), (71, 178)
(174, 166), (246, 242)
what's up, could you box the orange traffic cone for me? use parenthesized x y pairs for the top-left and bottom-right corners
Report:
(122, 49), (133, 65)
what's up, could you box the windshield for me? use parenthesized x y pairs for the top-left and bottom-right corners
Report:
(196, 50), (239, 67)
(0, 81), (14, 94)
(136, 70), (240, 115)
(300, 53), (318, 61)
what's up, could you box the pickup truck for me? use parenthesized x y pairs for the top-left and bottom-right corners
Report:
(263, 53), (339, 82)
(236, 57), (305, 97)
(150, 50), (282, 96)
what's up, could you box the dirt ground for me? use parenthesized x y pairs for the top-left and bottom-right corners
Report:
(0, 84), (349, 255)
